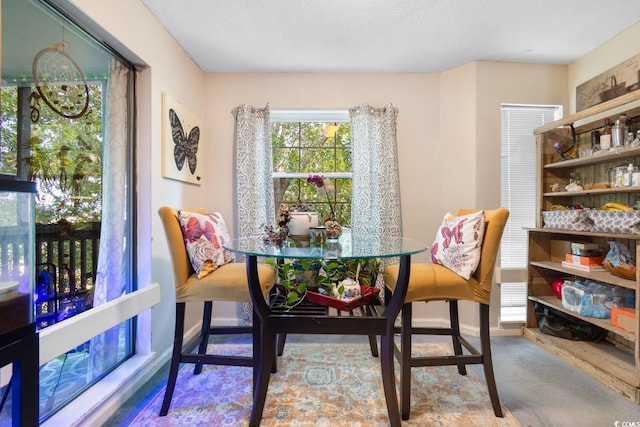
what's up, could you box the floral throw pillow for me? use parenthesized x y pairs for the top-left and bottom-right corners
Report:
(430, 211), (486, 280)
(177, 211), (234, 279)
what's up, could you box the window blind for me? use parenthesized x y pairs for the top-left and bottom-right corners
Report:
(500, 104), (561, 321)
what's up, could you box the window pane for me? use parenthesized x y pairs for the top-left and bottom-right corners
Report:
(280, 123), (300, 147)
(501, 106), (559, 267)
(302, 148), (334, 173)
(300, 122), (323, 147)
(273, 147), (298, 173)
(500, 104), (560, 321)
(37, 321), (131, 416)
(271, 116), (352, 226)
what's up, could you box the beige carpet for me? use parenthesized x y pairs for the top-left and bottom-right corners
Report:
(129, 342), (520, 426)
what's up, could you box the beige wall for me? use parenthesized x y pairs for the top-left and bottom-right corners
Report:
(205, 73), (438, 253)
(68, 1), (640, 347)
(204, 64), (569, 331)
(569, 21), (640, 113)
(71, 0), (210, 353)
(204, 73), (439, 321)
(427, 62), (568, 331)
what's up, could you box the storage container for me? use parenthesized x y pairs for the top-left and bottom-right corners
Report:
(542, 210), (593, 231)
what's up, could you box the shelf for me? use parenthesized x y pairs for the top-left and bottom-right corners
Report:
(534, 90), (640, 135)
(523, 328), (640, 401)
(544, 145), (640, 169)
(529, 295), (636, 341)
(530, 87), (640, 405)
(544, 186), (640, 197)
(527, 227), (640, 241)
(529, 260), (637, 290)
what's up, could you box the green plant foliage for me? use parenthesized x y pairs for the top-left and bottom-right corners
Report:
(271, 121), (352, 226)
(0, 84), (104, 225)
(266, 257), (381, 310)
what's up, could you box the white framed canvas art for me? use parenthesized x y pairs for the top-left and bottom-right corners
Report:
(162, 93), (202, 184)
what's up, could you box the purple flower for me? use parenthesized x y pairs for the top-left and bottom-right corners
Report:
(307, 174), (325, 188)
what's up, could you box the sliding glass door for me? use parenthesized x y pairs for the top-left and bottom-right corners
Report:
(0, 0), (135, 421)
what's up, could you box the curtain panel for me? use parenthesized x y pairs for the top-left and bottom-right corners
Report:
(232, 104), (274, 324)
(232, 104), (274, 239)
(88, 59), (130, 379)
(349, 103), (402, 237)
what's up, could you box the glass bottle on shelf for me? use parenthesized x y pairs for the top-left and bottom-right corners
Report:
(619, 112), (628, 125)
(577, 134), (592, 157)
(612, 118), (627, 148)
(591, 130), (601, 152)
(600, 118), (612, 150)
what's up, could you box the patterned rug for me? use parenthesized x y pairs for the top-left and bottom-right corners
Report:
(128, 342), (520, 426)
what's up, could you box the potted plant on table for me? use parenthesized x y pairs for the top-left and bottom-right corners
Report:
(268, 257), (381, 310)
(266, 258), (324, 309)
(262, 204), (291, 247)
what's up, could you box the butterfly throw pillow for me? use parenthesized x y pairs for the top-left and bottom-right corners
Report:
(178, 211), (234, 279)
(431, 210), (486, 280)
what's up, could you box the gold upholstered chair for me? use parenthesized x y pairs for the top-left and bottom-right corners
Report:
(383, 207), (509, 420)
(157, 206), (276, 416)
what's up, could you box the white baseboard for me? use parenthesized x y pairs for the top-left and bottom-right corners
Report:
(411, 317), (524, 337)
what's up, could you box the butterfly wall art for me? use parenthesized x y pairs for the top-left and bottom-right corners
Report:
(162, 93), (202, 184)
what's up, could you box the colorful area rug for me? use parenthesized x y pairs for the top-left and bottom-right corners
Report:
(128, 342), (520, 426)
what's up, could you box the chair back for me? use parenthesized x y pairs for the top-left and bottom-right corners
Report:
(158, 207), (206, 289)
(456, 208), (509, 297)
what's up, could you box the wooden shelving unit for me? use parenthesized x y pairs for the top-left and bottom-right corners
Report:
(526, 91), (640, 404)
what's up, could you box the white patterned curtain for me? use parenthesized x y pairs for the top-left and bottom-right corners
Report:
(88, 59), (130, 379)
(232, 104), (274, 238)
(232, 104), (273, 324)
(349, 103), (402, 237)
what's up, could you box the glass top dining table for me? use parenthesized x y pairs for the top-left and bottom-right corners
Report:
(223, 233), (428, 260)
(223, 233), (428, 427)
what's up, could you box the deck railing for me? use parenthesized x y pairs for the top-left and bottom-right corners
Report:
(0, 221), (101, 329)
(35, 221), (101, 293)
(34, 220), (101, 328)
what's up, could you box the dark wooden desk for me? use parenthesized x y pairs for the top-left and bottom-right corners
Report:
(225, 235), (427, 427)
(0, 323), (39, 427)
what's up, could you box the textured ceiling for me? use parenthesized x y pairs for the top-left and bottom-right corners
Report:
(141, 0), (640, 73)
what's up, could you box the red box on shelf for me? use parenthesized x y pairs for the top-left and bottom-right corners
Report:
(306, 285), (380, 311)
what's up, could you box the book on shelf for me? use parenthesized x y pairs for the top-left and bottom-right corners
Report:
(564, 253), (604, 266)
(561, 261), (606, 272)
(570, 242), (601, 256)
(570, 242), (599, 251)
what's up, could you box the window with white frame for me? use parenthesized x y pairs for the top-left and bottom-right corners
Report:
(500, 104), (562, 322)
(271, 110), (352, 225)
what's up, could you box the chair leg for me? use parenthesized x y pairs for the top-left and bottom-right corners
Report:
(449, 300), (467, 375)
(160, 302), (186, 416)
(194, 301), (213, 375)
(399, 303), (413, 420)
(479, 304), (503, 417)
